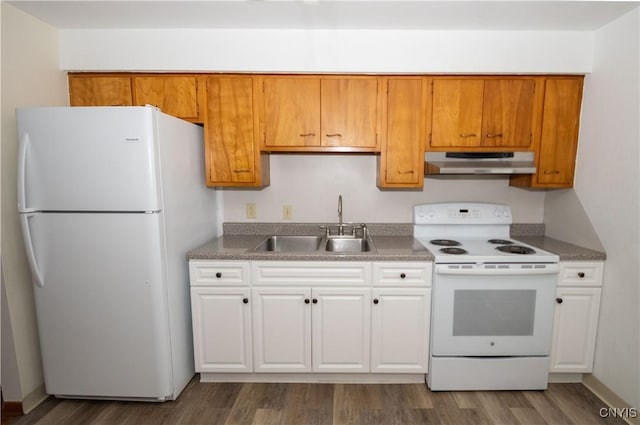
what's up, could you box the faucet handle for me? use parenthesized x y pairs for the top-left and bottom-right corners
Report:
(319, 225), (331, 237)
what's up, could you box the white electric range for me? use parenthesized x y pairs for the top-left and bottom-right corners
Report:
(414, 203), (560, 391)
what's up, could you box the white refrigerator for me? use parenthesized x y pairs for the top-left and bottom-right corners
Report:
(16, 106), (217, 401)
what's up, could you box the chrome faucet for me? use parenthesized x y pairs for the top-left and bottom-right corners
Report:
(337, 194), (344, 235)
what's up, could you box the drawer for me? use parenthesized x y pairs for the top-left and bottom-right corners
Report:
(252, 261), (371, 286)
(189, 261), (250, 286)
(558, 262), (604, 287)
(373, 262), (432, 287)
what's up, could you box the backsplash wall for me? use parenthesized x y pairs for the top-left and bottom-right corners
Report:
(222, 155), (545, 224)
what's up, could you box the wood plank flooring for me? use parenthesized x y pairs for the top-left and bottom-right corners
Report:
(5, 379), (629, 425)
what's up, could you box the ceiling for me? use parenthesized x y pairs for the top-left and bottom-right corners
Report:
(7, 1), (639, 31)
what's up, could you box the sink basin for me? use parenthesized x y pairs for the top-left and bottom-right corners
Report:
(252, 235), (323, 252)
(325, 237), (373, 253)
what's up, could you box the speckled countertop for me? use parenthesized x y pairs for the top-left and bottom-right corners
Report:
(186, 223), (606, 262)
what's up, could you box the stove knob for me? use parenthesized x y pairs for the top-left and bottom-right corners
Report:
(494, 209), (502, 217)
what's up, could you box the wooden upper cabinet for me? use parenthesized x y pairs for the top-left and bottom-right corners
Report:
(133, 75), (202, 122)
(259, 75), (380, 152)
(321, 78), (379, 149)
(69, 74), (133, 106)
(261, 77), (321, 148)
(378, 77), (427, 189)
(205, 75), (269, 188)
(429, 77), (538, 150)
(512, 77), (584, 189)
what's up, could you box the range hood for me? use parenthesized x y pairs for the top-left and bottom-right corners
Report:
(425, 152), (536, 175)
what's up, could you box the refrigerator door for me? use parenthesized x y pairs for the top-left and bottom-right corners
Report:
(17, 106), (162, 212)
(23, 211), (174, 399)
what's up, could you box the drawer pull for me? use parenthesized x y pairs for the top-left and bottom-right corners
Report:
(556, 297), (563, 304)
(543, 170), (561, 174)
(215, 272), (222, 278)
(486, 133), (503, 138)
(459, 133), (477, 138)
(242, 298), (249, 304)
(300, 133), (316, 137)
(325, 133), (342, 137)
(578, 272), (586, 278)
(373, 298), (379, 304)
(400, 273), (406, 279)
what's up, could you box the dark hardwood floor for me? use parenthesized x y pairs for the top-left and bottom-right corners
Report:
(5, 378), (629, 425)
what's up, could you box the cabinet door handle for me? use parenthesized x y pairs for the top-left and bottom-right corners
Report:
(459, 133), (477, 138)
(578, 272), (586, 278)
(299, 133), (316, 137)
(543, 170), (561, 174)
(304, 298), (310, 304)
(397, 170), (415, 174)
(373, 299), (379, 304)
(312, 298), (318, 304)
(242, 298), (249, 304)
(325, 133), (342, 137)
(556, 297), (563, 304)
(486, 133), (503, 138)
(215, 272), (222, 278)
(233, 169), (250, 173)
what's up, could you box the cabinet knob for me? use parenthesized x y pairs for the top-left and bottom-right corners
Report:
(312, 298), (318, 304)
(556, 297), (564, 304)
(215, 272), (222, 278)
(304, 298), (310, 304)
(242, 298), (249, 304)
(400, 273), (406, 279)
(373, 299), (379, 304)
(578, 272), (586, 278)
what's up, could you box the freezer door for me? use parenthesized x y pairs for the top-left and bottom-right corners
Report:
(24, 212), (174, 399)
(17, 106), (162, 212)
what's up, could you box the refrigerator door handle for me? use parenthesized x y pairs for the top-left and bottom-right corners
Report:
(18, 133), (34, 213)
(20, 213), (44, 287)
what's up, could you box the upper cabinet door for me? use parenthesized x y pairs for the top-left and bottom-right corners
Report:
(133, 76), (201, 121)
(320, 78), (379, 149)
(68, 75), (133, 107)
(536, 78), (583, 187)
(261, 77), (321, 148)
(482, 79), (535, 148)
(205, 76), (263, 187)
(429, 77), (538, 150)
(430, 79), (484, 148)
(378, 77), (426, 188)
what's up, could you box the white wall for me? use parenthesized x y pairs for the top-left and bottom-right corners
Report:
(1, 3), (68, 411)
(555, 7), (639, 408)
(58, 29), (594, 74)
(223, 155), (545, 223)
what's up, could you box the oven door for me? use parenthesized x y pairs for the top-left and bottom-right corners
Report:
(431, 263), (559, 357)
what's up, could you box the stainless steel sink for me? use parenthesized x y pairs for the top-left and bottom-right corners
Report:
(252, 235), (323, 252)
(324, 237), (373, 253)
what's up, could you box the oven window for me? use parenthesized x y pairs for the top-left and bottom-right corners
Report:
(452, 290), (536, 336)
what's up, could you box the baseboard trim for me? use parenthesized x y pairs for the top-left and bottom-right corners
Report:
(1, 400), (23, 416)
(582, 374), (640, 425)
(199, 372), (425, 384)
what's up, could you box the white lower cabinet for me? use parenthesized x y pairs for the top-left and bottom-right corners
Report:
(190, 260), (432, 379)
(550, 286), (602, 373)
(252, 286), (371, 373)
(252, 287), (312, 372)
(550, 261), (604, 373)
(371, 288), (431, 373)
(190, 287), (253, 373)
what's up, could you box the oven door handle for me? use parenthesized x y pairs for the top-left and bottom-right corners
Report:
(435, 264), (560, 276)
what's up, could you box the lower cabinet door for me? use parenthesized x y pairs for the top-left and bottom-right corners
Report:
(371, 288), (431, 373)
(190, 287), (252, 373)
(550, 287), (602, 373)
(312, 287), (371, 373)
(252, 287), (312, 372)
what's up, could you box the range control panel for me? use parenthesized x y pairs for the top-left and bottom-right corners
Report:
(414, 203), (512, 225)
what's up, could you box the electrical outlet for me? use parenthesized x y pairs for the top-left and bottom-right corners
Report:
(246, 203), (256, 219)
(283, 205), (293, 220)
